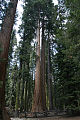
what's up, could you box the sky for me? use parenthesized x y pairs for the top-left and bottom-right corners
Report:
(15, 0), (58, 44)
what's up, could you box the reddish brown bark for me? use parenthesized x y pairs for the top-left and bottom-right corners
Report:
(0, 0), (18, 119)
(32, 20), (43, 112)
(41, 18), (46, 111)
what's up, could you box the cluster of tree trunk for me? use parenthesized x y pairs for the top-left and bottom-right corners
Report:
(32, 19), (46, 112)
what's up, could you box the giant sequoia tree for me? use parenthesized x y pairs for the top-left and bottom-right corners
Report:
(19, 0), (56, 112)
(32, 0), (55, 112)
(0, 0), (18, 119)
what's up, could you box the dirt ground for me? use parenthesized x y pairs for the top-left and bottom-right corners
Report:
(11, 116), (80, 120)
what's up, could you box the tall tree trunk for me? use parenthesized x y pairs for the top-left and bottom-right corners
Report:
(0, 0), (18, 119)
(41, 17), (46, 111)
(24, 63), (29, 112)
(20, 63), (25, 112)
(24, 81), (27, 112)
(47, 32), (53, 110)
(32, 19), (43, 112)
(15, 72), (20, 117)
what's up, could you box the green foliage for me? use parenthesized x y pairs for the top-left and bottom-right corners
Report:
(0, 0), (7, 29)
(53, 0), (80, 114)
(5, 30), (18, 108)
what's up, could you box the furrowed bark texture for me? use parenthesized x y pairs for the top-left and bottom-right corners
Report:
(41, 18), (46, 111)
(0, 0), (18, 119)
(32, 20), (43, 112)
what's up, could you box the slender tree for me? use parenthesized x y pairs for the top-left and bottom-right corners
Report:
(47, 32), (53, 110)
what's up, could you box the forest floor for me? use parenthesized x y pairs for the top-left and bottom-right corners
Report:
(11, 116), (80, 120)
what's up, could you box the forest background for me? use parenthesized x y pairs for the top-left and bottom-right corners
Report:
(0, 0), (80, 119)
